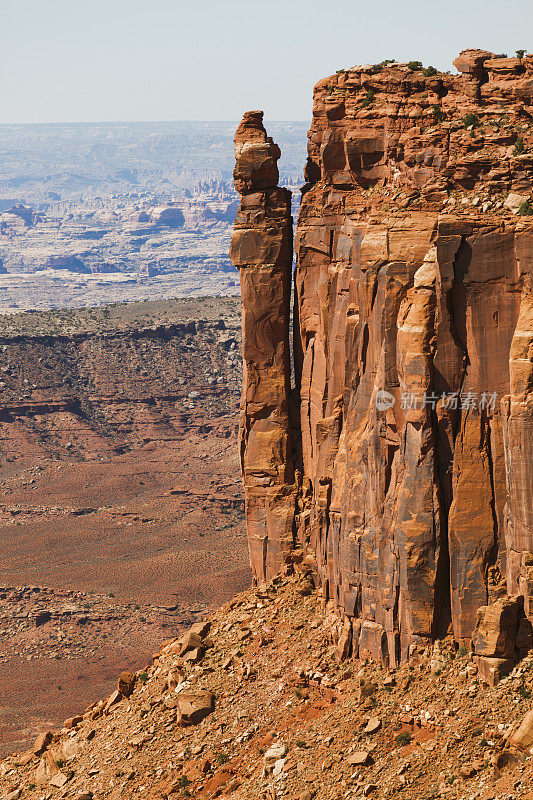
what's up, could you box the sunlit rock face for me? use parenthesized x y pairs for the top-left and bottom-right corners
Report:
(232, 51), (533, 665)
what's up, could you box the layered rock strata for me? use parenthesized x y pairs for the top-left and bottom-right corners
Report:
(230, 112), (296, 583)
(232, 51), (533, 665)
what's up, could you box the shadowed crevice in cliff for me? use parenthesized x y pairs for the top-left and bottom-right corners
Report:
(447, 237), (471, 367)
(483, 410), (505, 588)
(427, 402), (453, 639)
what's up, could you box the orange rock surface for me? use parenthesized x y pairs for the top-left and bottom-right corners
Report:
(230, 112), (297, 583)
(232, 51), (533, 665)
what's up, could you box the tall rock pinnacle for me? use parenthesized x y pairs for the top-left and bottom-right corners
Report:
(230, 111), (296, 583)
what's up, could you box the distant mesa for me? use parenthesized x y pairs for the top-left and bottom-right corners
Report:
(134, 210), (151, 223)
(0, 203), (44, 230)
(94, 261), (125, 274)
(77, 228), (107, 241)
(204, 198), (240, 223)
(150, 204), (185, 228)
(44, 255), (91, 274)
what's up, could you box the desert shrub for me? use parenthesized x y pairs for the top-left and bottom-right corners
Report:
(361, 90), (375, 108)
(462, 113), (479, 129)
(408, 61), (423, 72)
(395, 732), (412, 746)
(423, 66), (438, 77)
(432, 105), (446, 122)
(513, 137), (525, 156)
(518, 200), (533, 216)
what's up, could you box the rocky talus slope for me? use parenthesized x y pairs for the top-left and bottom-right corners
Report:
(231, 50), (533, 672)
(0, 572), (532, 800)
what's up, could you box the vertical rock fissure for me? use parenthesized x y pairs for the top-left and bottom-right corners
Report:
(483, 411), (503, 591)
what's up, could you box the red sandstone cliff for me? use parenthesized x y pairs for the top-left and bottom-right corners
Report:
(232, 51), (533, 669)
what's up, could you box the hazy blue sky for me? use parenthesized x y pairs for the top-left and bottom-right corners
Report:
(1, 0), (531, 123)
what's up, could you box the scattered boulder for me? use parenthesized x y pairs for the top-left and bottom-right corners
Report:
(473, 596), (525, 685)
(264, 742), (287, 762)
(64, 715), (82, 729)
(509, 709), (533, 754)
(176, 691), (215, 726)
(49, 772), (71, 788)
(33, 731), (53, 756)
(504, 192), (531, 214)
(103, 689), (123, 713)
(34, 610), (52, 627)
(179, 631), (204, 657)
(335, 618), (352, 662)
(118, 671), (136, 697)
(188, 620), (211, 638)
(475, 655), (514, 687)
(363, 717), (382, 735)
(347, 751), (373, 766)
(472, 596), (522, 659)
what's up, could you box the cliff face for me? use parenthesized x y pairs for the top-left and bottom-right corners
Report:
(232, 51), (533, 666)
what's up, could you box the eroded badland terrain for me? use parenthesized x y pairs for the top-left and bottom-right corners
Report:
(0, 298), (250, 755)
(1, 47), (533, 800)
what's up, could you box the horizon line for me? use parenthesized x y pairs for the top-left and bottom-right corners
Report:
(0, 119), (311, 127)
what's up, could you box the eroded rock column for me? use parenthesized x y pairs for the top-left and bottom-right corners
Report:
(230, 111), (296, 583)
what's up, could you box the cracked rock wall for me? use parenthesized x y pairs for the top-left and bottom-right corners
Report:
(232, 51), (533, 663)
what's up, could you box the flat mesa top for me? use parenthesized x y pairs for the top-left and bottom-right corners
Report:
(0, 297), (241, 339)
